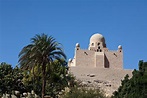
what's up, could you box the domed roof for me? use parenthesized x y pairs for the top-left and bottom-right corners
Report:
(76, 43), (80, 47)
(90, 33), (105, 43)
(118, 45), (122, 49)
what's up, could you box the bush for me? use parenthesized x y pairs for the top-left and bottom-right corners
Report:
(60, 80), (106, 98)
(60, 87), (106, 98)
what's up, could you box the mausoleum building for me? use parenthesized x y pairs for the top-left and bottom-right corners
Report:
(68, 33), (132, 96)
(68, 33), (123, 69)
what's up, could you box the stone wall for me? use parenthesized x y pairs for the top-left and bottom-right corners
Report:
(75, 49), (95, 67)
(95, 52), (105, 68)
(71, 48), (123, 69)
(104, 50), (123, 69)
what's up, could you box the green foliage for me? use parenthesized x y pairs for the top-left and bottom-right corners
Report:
(112, 60), (147, 98)
(18, 33), (66, 98)
(60, 83), (106, 98)
(45, 61), (68, 97)
(22, 60), (74, 98)
(22, 68), (42, 96)
(0, 62), (13, 95)
(62, 88), (105, 98)
(0, 62), (26, 95)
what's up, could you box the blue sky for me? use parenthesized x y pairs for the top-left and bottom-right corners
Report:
(0, 0), (147, 69)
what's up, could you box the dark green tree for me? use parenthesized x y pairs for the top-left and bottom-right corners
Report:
(0, 63), (25, 96)
(112, 60), (147, 98)
(12, 66), (26, 94)
(18, 33), (66, 98)
(45, 60), (69, 97)
(0, 62), (13, 95)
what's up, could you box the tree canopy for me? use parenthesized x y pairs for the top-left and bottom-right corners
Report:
(0, 62), (25, 96)
(18, 33), (66, 98)
(112, 60), (147, 98)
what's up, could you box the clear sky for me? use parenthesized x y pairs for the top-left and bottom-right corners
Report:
(0, 0), (147, 69)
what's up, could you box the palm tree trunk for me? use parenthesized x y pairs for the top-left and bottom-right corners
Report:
(42, 64), (46, 98)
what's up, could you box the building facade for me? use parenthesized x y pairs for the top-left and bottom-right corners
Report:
(68, 33), (132, 96)
(68, 33), (123, 69)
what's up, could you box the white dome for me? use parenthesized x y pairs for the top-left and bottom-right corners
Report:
(90, 33), (105, 43)
(76, 43), (80, 47)
(118, 45), (122, 49)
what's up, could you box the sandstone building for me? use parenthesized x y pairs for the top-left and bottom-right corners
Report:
(68, 33), (132, 96)
(68, 33), (123, 69)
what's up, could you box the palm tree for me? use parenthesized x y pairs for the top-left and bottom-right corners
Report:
(18, 33), (66, 98)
